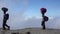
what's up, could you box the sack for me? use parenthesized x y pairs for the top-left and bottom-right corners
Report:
(44, 16), (49, 21)
(4, 13), (9, 20)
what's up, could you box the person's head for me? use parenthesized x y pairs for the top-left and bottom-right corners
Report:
(1, 7), (8, 14)
(40, 8), (47, 16)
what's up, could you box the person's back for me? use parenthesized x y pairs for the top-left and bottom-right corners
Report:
(4, 13), (9, 20)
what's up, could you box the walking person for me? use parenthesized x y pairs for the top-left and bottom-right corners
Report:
(2, 7), (10, 30)
(40, 8), (49, 30)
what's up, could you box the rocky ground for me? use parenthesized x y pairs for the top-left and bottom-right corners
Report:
(0, 28), (60, 34)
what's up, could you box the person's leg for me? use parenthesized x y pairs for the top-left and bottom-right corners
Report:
(43, 22), (45, 29)
(5, 20), (10, 30)
(41, 21), (45, 29)
(5, 24), (10, 30)
(41, 20), (44, 26)
(3, 20), (6, 30)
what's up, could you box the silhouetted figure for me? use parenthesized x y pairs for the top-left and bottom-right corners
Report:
(2, 7), (10, 30)
(26, 32), (30, 34)
(11, 32), (19, 34)
(40, 8), (49, 29)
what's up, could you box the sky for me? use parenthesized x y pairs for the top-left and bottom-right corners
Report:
(24, 0), (60, 17)
(0, 0), (60, 30)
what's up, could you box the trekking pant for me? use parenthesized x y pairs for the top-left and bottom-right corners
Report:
(3, 20), (9, 30)
(41, 21), (45, 29)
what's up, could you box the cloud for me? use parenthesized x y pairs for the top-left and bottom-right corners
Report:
(44, 16), (60, 29)
(8, 16), (60, 30)
(7, 16), (42, 30)
(51, 17), (60, 29)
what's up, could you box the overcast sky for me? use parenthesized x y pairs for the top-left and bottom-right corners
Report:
(0, 0), (60, 30)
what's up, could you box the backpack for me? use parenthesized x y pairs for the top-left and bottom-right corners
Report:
(44, 16), (49, 21)
(4, 13), (9, 20)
